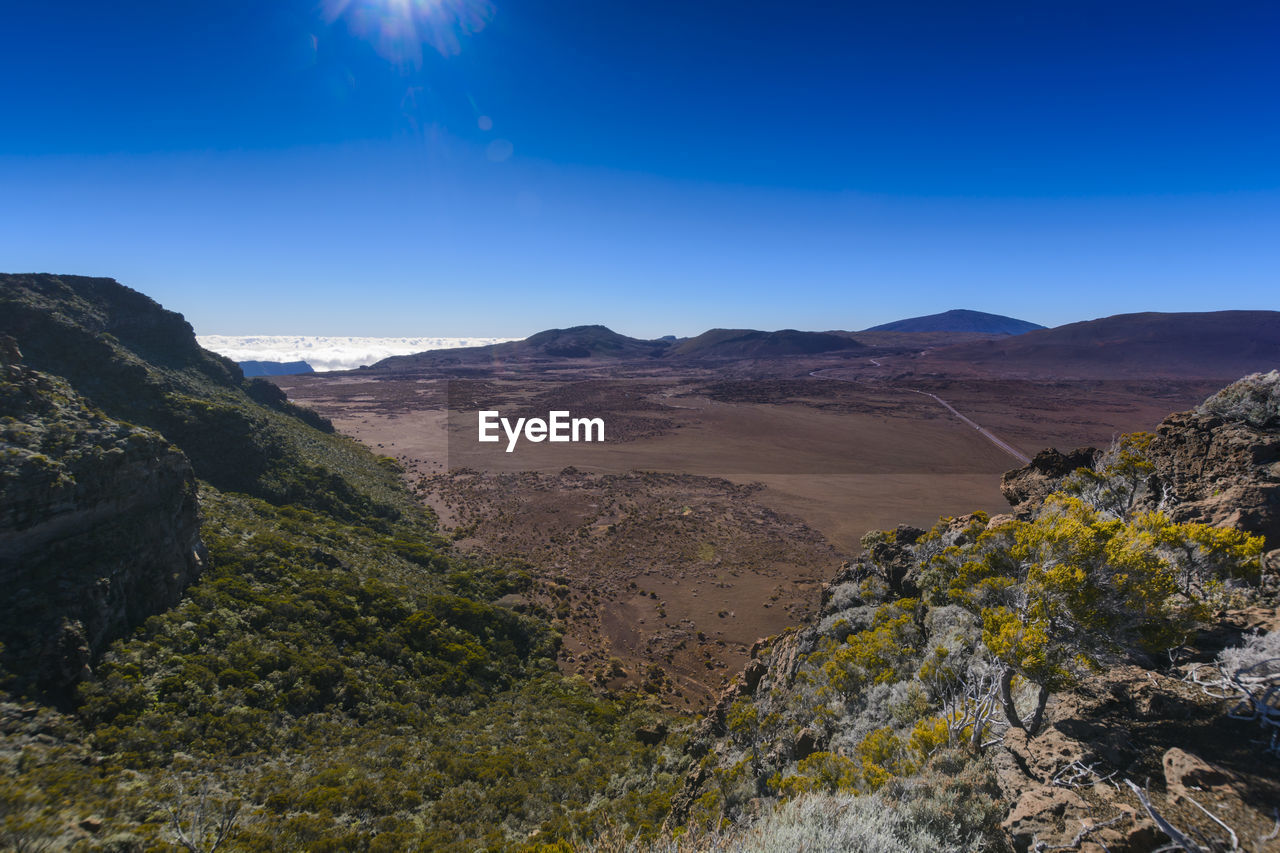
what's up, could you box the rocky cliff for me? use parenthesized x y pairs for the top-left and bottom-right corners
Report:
(0, 273), (440, 703)
(0, 338), (205, 696)
(0, 274), (411, 525)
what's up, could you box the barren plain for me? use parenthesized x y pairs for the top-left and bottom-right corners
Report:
(274, 352), (1225, 707)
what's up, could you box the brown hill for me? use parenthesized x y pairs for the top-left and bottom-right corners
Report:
(370, 325), (864, 373)
(372, 325), (669, 371)
(667, 328), (863, 360)
(925, 310), (1280, 379)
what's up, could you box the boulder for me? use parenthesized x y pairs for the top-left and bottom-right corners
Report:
(792, 728), (820, 761)
(1144, 411), (1280, 548)
(1001, 447), (1099, 516)
(1162, 748), (1235, 801)
(1002, 786), (1088, 851)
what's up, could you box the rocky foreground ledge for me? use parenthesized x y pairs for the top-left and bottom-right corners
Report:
(670, 377), (1280, 852)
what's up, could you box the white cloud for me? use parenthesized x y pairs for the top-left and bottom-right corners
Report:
(197, 335), (519, 372)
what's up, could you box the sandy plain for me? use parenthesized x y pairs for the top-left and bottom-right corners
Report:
(274, 357), (1221, 707)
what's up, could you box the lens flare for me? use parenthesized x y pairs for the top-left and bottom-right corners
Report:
(325, 0), (494, 64)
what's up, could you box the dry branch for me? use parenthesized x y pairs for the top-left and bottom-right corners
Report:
(1125, 779), (1202, 853)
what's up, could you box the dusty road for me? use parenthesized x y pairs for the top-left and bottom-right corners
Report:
(810, 368), (1031, 465)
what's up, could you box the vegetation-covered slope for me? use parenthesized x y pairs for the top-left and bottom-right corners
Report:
(0, 276), (681, 850)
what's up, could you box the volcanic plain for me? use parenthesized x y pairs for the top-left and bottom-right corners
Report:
(273, 331), (1244, 707)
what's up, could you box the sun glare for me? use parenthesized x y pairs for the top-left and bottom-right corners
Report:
(325, 0), (494, 64)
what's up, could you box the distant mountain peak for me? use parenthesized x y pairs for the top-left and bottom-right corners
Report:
(865, 309), (1045, 335)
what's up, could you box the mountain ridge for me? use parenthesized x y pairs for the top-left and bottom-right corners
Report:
(667, 328), (863, 359)
(240, 359), (315, 376)
(372, 324), (669, 369)
(927, 309), (1280, 378)
(371, 324), (864, 370)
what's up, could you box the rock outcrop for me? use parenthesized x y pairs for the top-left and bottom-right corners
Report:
(1145, 410), (1280, 549)
(1001, 447), (1100, 517)
(1000, 404), (1279, 553)
(1, 343), (205, 695)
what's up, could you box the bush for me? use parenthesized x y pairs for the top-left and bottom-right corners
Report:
(1197, 629), (1280, 759)
(639, 790), (993, 852)
(1198, 370), (1280, 428)
(1218, 627), (1280, 678)
(1058, 432), (1156, 519)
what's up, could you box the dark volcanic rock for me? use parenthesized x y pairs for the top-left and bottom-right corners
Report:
(1002, 409), (1280, 550)
(0, 346), (205, 695)
(634, 722), (668, 746)
(792, 728), (820, 761)
(1000, 447), (1100, 517)
(1143, 410), (1280, 548)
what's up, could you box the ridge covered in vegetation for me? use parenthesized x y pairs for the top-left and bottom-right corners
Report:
(1, 275), (682, 850)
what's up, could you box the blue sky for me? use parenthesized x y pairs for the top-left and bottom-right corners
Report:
(2, 0), (1277, 337)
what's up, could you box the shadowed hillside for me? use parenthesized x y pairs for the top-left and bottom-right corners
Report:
(374, 324), (671, 370)
(668, 328), (864, 359)
(925, 310), (1280, 379)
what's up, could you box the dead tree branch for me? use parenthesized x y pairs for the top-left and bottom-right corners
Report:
(164, 781), (241, 853)
(1124, 779), (1202, 853)
(1051, 759), (1118, 791)
(1182, 793), (1240, 852)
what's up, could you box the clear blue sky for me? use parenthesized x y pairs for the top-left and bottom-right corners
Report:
(2, 0), (1277, 337)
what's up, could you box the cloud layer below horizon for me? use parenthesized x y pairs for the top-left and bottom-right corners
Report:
(198, 335), (518, 372)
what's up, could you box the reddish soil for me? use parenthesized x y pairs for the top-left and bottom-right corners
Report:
(418, 469), (835, 707)
(275, 351), (1227, 710)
